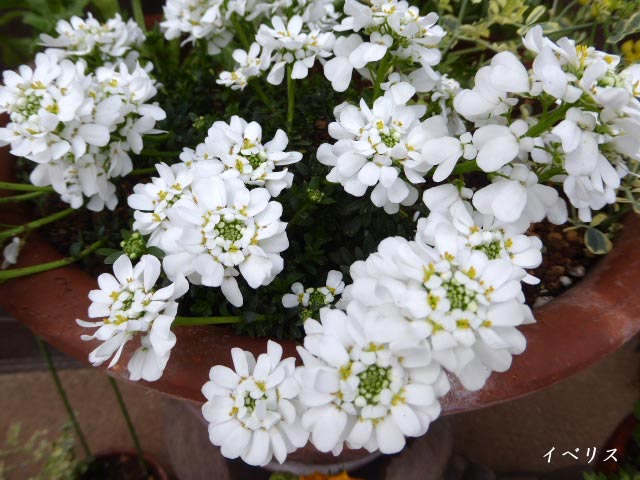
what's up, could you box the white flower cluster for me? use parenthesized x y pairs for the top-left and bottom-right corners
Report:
(180, 115), (302, 196)
(216, 0), (446, 93)
(77, 254), (187, 381)
(129, 116), (299, 307)
(318, 82), (475, 213)
(0, 16), (164, 211)
(40, 13), (144, 64)
(453, 26), (640, 223)
(161, 0), (238, 54)
(282, 270), (345, 316)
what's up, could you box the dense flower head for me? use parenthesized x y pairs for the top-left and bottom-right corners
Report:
(296, 306), (449, 454)
(180, 115), (302, 196)
(255, 15), (336, 85)
(282, 270), (345, 319)
(0, 53), (165, 211)
(202, 341), (308, 466)
(161, 0), (234, 54)
(77, 254), (187, 381)
(40, 13), (144, 63)
(319, 83), (456, 213)
(345, 218), (534, 391)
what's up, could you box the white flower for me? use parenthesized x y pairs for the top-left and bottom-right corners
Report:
(218, 43), (264, 90)
(256, 15), (335, 85)
(1, 237), (21, 269)
(323, 34), (364, 92)
(161, 176), (288, 307)
(161, 0), (233, 54)
(77, 254), (187, 381)
(128, 162), (197, 252)
(296, 306), (449, 455)
(453, 51), (529, 124)
(282, 270), (345, 308)
(336, 1), (445, 68)
(472, 120), (532, 172)
(317, 84), (430, 213)
(472, 164), (568, 225)
(203, 116), (302, 196)
(346, 225), (534, 391)
(547, 108), (623, 222)
(40, 13), (144, 63)
(0, 53), (165, 211)
(421, 186), (543, 284)
(202, 341), (308, 466)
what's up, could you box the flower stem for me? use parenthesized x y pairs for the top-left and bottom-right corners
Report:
(107, 377), (147, 476)
(253, 82), (275, 110)
(287, 65), (296, 135)
(0, 190), (48, 204)
(0, 182), (54, 193)
(36, 337), (92, 458)
(0, 208), (76, 242)
(526, 103), (571, 138)
(0, 240), (104, 282)
(231, 13), (251, 50)
(131, 0), (146, 32)
(173, 316), (242, 326)
(372, 54), (392, 100)
(451, 159), (481, 176)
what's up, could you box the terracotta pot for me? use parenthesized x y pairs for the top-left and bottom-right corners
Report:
(83, 449), (169, 480)
(2, 145), (640, 456)
(597, 414), (639, 474)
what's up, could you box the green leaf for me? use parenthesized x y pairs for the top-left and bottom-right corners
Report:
(104, 252), (124, 264)
(90, 0), (120, 20)
(525, 5), (546, 25)
(584, 228), (613, 255)
(146, 246), (166, 259)
(589, 213), (608, 228)
(608, 12), (640, 43)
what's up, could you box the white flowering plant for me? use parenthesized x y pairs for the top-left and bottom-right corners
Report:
(2, 0), (640, 468)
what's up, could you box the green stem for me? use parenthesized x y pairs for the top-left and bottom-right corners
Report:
(0, 240), (104, 282)
(253, 82), (275, 110)
(129, 167), (157, 176)
(372, 54), (392, 100)
(139, 150), (181, 157)
(231, 13), (251, 50)
(526, 103), (572, 138)
(36, 338), (91, 458)
(451, 160), (481, 176)
(549, 22), (596, 36)
(0, 208), (76, 242)
(0, 191), (48, 204)
(457, 35), (503, 53)
(287, 65), (296, 135)
(0, 182), (54, 193)
(458, 0), (470, 23)
(107, 377), (147, 476)
(173, 316), (242, 326)
(131, 0), (146, 32)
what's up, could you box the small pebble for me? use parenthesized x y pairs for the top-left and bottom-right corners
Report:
(533, 296), (554, 308)
(568, 265), (586, 278)
(559, 275), (572, 287)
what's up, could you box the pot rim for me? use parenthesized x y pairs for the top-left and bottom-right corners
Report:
(1, 148), (639, 414)
(87, 448), (169, 480)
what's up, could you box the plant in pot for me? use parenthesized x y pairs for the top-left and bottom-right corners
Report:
(0, 339), (167, 480)
(1, 0), (640, 473)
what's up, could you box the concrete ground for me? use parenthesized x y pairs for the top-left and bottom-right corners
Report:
(0, 332), (637, 479)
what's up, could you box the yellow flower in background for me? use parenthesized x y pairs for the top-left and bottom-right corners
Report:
(622, 39), (640, 64)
